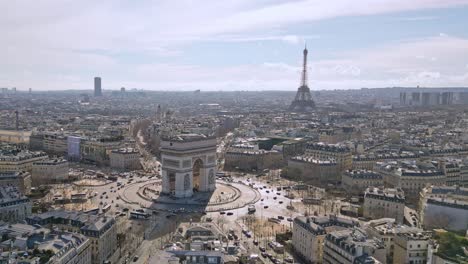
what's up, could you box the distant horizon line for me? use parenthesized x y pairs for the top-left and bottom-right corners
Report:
(3, 86), (468, 93)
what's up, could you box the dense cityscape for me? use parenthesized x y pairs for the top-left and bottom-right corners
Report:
(1, 47), (468, 264)
(2, 1), (468, 264)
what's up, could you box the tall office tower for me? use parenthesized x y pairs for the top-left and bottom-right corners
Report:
(289, 45), (316, 112)
(94, 77), (102, 96)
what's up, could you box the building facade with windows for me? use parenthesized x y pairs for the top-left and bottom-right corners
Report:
(32, 158), (69, 186)
(363, 187), (405, 224)
(292, 215), (359, 263)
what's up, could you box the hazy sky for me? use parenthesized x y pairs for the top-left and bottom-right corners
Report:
(2, 0), (468, 91)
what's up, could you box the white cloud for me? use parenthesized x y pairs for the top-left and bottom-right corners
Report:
(1, 1), (468, 90)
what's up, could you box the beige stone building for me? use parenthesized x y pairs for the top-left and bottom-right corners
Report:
(304, 143), (352, 174)
(109, 148), (141, 171)
(419, 185), (468, 232)
(341, 170), (384, 195)
(0, 150), (48, 173)
(224, 147), (282, 172)
(0, 130), (31, 144)
(292, 215), (358, 263)
(26, 211), (117, 264)
(288, 156), (339, 185)
(0, 185), (32, 223)
(323, 228), (385, 264)
(393, 232), (431, 264)
(0, 171), (32, 195)
(364, 219), (429, 264)
(363, 187), (405, 224)
(32, 158), (69, 186)
(376, 161), (446, 200)
(80, 139), (122, 166)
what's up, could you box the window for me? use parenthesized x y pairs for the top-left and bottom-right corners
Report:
(208, 257), (217, 263)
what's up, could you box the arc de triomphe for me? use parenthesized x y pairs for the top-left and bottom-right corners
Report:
(160, 134), (217, 198)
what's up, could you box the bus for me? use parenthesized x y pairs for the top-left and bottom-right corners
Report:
(102, 204), (111, 213)
(130, 211), (150, 219)
(84, 207), (99, 215)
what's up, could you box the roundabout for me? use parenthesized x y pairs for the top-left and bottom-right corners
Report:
(120, 179), (261, 212)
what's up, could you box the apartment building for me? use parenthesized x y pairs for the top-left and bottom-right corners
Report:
(393, 232), (431, 264)
(0, 171), (32, 195)
(363, 187), (405, 224)
(323, 228), (385, 264)
(27, 210), (117, 264)
(419, 185), (468, 231)
(0, 149), (48, 173)
(292, 215), (359, 263)
(0, 185), (32, 223)
(32, 158), (69, 186)
(109, 148), (141, 171)
(342, 170), (384, 195)
(305, 143), (352, 174)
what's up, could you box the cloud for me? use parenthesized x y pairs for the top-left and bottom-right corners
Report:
(1, 1), (468, 90)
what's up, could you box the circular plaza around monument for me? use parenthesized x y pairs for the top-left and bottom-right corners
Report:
(120, 179), (261, 212)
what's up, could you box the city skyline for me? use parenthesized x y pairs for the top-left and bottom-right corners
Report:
(2, 0), (468, 91)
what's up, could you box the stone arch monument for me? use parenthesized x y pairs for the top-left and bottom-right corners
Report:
(160, 134), (217, 198)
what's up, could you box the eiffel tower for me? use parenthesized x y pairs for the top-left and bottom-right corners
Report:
(289, 45), (316, 112)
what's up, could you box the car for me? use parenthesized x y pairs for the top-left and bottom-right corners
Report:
(279, 201), (283, 204)
(105, 195), (109, 199)
(266, 191), (270, 193)
(228, 234), (233, 240)
(133, 255), (139, 262)
(285, 257), (294, 263)
(103, 192), (107, 195)
(287, 217), (293, 222)
(261, 252), (268, 258)
(253, 240), (259, 245)
(220, 211), (226, 215)
(259, 246), (266, 252)
(276, 192), (280, 195)
(278, 216), (284, 220)
(227, 212), (233, 216)
(261, 199), (264, 201)
(273, 197), (277, 200)
(264, 205), (269, 209)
